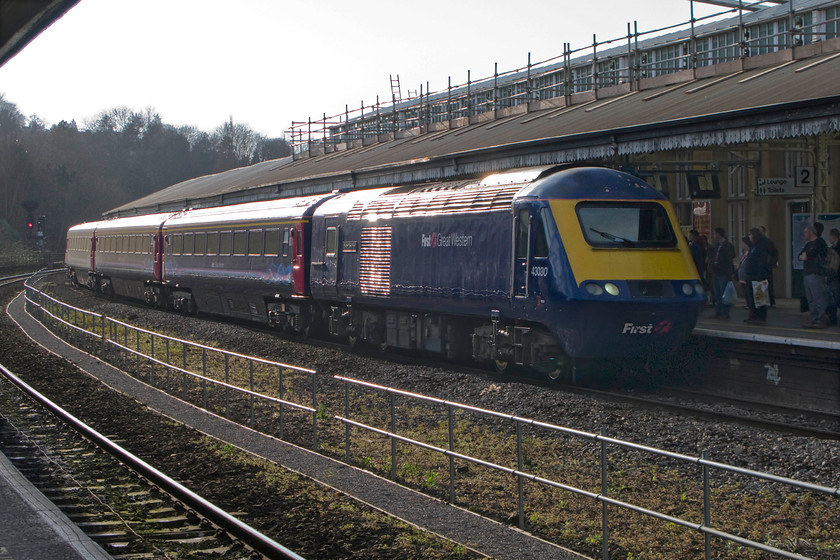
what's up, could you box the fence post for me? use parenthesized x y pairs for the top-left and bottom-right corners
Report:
(517, 420), (525, 530)
(601, 427), (610, 560)
(225, 354), (230, 416)
(390, 391), (397, 480)
(150, 333), (155, 385)
(202, 348), (207, 410)
(165, 338), (170, 385)
(249, 360), (255, 428)
(312, 372), (319, 451)
(448, 404), (456, 504)
(703, 449), (711, 560)
(344, 380), (350, 461)
(278, 365), (284, 440)
(182, 342), (188, 399)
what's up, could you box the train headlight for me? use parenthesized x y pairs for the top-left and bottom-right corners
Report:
(604, 282), (620, 296)
(694, 283), (704, 296)
(585, 283), (604, 295)
(681, 283), (694, 296)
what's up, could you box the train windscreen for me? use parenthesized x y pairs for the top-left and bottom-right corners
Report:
(576, 202), (676, 248)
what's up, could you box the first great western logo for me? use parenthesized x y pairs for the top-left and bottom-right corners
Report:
(621, 320), (673, 335)
(420, 232), (474, 248)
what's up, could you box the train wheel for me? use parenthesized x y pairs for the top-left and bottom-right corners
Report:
(494, 359), (511, 374)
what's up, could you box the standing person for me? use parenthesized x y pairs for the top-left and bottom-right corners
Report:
(798, 223), (829, 329)
(688, 230), (706, 282)
(825, 228), (840, 326)
(760, 226), (779, 307)
(742, 228), (770, 324)
(710, 227), (736, 319)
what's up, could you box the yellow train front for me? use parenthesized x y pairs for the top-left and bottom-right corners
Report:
(498, 166), (704, 372)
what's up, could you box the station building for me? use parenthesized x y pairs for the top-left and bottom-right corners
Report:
(108, 0), (840, 300)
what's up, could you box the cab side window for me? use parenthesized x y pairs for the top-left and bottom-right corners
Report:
(534, 208), (552, 258)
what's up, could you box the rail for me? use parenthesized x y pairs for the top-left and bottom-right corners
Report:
(287, 1), (840, 157)
(20, 276), (839, 559)
(0, 361), (305, 560)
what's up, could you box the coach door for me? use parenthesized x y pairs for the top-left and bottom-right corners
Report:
(513, 208), (530, 298)
(322, 223), (340, 295)
(153, 231), (164, 281)
(290, 223), (307, 295)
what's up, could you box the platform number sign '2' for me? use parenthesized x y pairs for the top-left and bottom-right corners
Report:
(795, 166), (815, 188)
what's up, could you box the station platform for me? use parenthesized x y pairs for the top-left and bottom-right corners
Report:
(689, 298), (839, 415)
(694, 297), (839, 349)
(0, 447), (111, 560)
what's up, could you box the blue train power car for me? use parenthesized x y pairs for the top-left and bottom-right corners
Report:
(308, 166), (704, 377)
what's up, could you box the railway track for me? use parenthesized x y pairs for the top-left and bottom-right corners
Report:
(0, 362), (303, 560)
(34, 270), (840, 441)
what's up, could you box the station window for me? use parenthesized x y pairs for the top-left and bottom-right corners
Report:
(193, 232), (205, 255)
(265, 229), (280, 256)
(219, 231), (232, 255)
(206, 232), (219, 255)
(248, 230), (263, 256)
(233, 231), (248, 255)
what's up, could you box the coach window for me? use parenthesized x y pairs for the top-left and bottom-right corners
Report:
(248, 230), (263, 256)
(120, 236), (129, 253)
(325, 227), (338, 256)
(172, 233), (183, 255)
(296, 228), (303, 256)
(183, 233), (195, 255)
(219, 231), (232, 255)
(206, 232), (219, 256)
(233, 230), (248, 255)
(265, 229), (280, 256)
(194, 232), (206, 255)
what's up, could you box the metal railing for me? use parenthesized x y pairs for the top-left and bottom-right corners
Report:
(24, 282), (320, 450)
(287, 0), (840, 157)
(336, 376), (838, 560)
(21, 276), (839, 559)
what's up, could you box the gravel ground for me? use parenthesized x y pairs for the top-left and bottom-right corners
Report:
(10, 275), (840, 559)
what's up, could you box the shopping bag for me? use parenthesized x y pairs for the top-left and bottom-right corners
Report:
(722, 281), (737, 306)
(752, 279), (769, 308)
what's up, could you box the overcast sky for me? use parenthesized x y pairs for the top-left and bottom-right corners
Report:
(0, 0), (724, 138)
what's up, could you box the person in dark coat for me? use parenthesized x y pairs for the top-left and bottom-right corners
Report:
(742, 227), (770, 324)
(710, 227), (736, 319)
(828, 228), (840, 326)
(798, 223), (829, 328)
